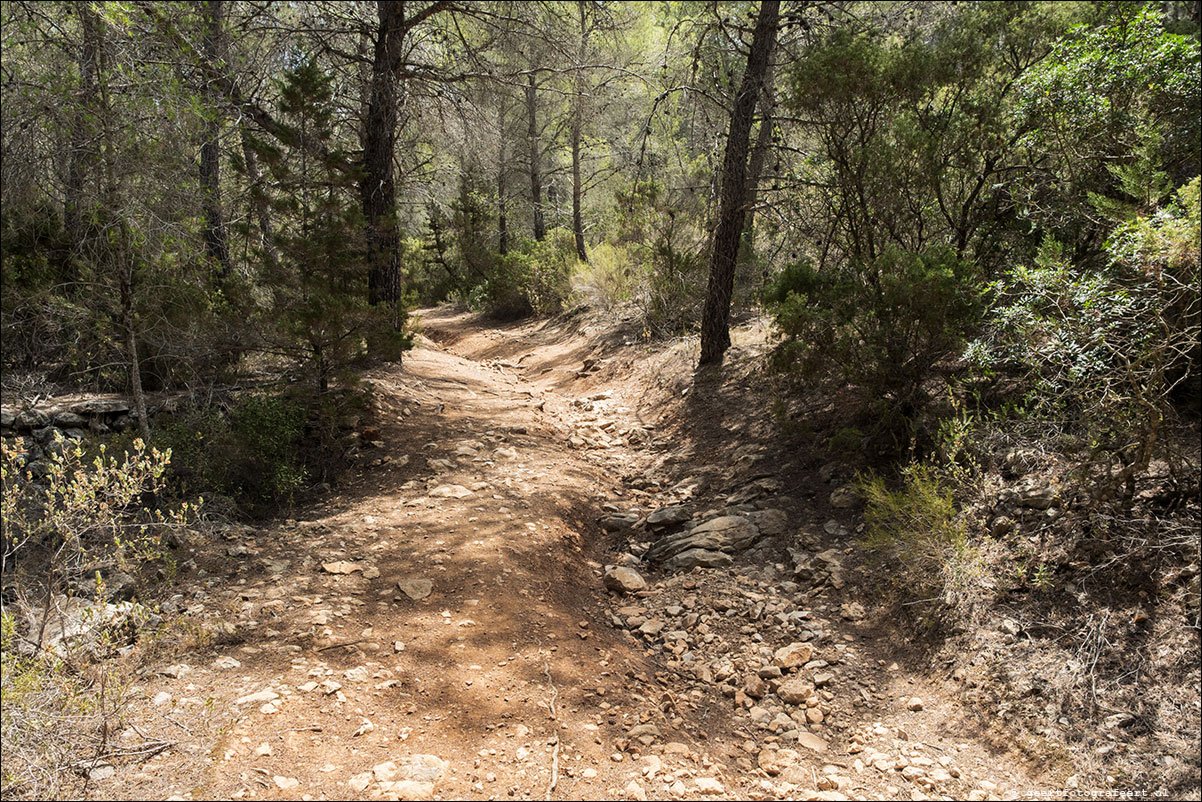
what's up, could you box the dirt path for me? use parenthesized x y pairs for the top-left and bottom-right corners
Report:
(111, 309), (1067, 801)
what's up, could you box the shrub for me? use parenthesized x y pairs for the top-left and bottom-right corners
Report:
(765, 245), (984, 449)
(968, 177), (1200, 502)
(1, 436), (195, 800)
(571, 242), (635, 309)
(153, 391), (310, 509)
(859, 463), (980, 610)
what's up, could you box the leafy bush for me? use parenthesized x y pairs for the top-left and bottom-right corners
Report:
(1, 436), (197, 800)
(968, 177), (1200, 501)
(153, 392), (310, 509)
(859, 463), (980, 610)
(765, 245), (984, 448)
(2, 435), (195, 608)
(571, 242), (636, 308)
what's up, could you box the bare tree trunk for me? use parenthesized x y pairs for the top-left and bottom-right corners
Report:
(199, 0), (233, 285)
(361, 0), (405, 321)
(239, 126), (278, 271)
(699, 0), (780, 366)
(741, 69), (775, 261)
(497, 98), (508, 255)
(64, 3), (102, 279)
(526, 73), (545, 242)
(570, 1), (590, 262)
(91, 2), (153, 439)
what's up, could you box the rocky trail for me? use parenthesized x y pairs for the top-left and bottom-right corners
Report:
(104, 308), (1070, 801)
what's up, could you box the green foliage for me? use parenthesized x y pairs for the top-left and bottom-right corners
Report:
(859, 463), (979, 609)
(152, 392), (310, 509)
(611, 177), (709, 335)
(968, 177), (1200, 499)
(246, 59), (410, 394)
(766, 246), (984, 446)
(1, 435), (195, 586)
(571, 242), (636, 308)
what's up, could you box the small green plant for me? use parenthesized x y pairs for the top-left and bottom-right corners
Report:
(859, 462), (980, 610)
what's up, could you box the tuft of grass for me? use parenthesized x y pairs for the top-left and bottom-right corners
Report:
(858, 462), (982, 611)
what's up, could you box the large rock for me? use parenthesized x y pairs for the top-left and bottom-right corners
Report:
(643, 516), (761, 564)
(51, 411), (88, 428)
(71, 399), (131, 416)
(398, 578), (433, 600)
(0, 407), (16, 428)
(604, 566), (647, 594)
(777, 676), (816, 704)
(663, 548), (732, 573)
(646, 505), (690, 528)
(429, 484), (473, 499)
(747, 508), (790, 537)
(14, 409), (50, 430)
(773, 642), (813, 670)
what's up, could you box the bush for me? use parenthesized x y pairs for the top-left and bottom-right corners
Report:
(766, 245), (984, 449)
(571, 242), (636, 309)
(153, 391), (310, 509)
(859, 463), (980, 610)
(968, 177), (1200, 502)
(1, 436), (196, 799)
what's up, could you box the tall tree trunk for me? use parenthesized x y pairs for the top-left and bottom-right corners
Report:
(497, 99), (508, 256)
(526, 73), (545, 241)
(92, 3), (152, 439)
(239, 126), (278, 271)
(698, 0), (780, 366)
(64, 3), (102, 279)
(361, 0), (405, 321)
(741, 69), (775, 259)
(199, 0), (232, 285)
(570, 0), (589, 262)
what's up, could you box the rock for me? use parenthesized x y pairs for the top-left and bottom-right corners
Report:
(694, 778), (724, 794)
(398, 578), (433, 600)
(773, 643), (813, 670)
(0, 407), (15, 428)
(88, 763), (116, 781)
(429, 484), (473, 499)
(644, 516), (761, 564)
(214, 656), (241, 669)
(627, 723), (660, 745)
(14, 409), (50, 430)
(840, 602), (866, 621)
(778, 677), (816, 704)
(624, 780), (648, 801)
(151, 691), (173, 706)
(160, 664), (190, 678)
(747, 508), (790, 537)
(744, 673), (767, 699)
(235, 689), (279, 706)
(322, 560), (363, 575)
(829, 485), (858, 509)
(796, 731), (829, 754)
(603, 566), (647, 594)
(761, 747), (802, 776)
(51, 411), (88, 428)
(906, 697), (924, 711)
(273, 776), (299, 790)
(110, 414), (135, 431)
(71, 399), (130, 416)
(990, 515), (1016, 538)
(663, 548), (732, 573)
(600, 512), (640, 532)
(348, 772), (373, 792)
(647, 505), (690, 527)
(638, 619), (664, 637)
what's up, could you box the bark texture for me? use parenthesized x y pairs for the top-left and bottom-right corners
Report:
(698, 0), (780, 366)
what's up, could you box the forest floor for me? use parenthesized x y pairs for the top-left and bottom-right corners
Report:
(98, 307), (1092, 801)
